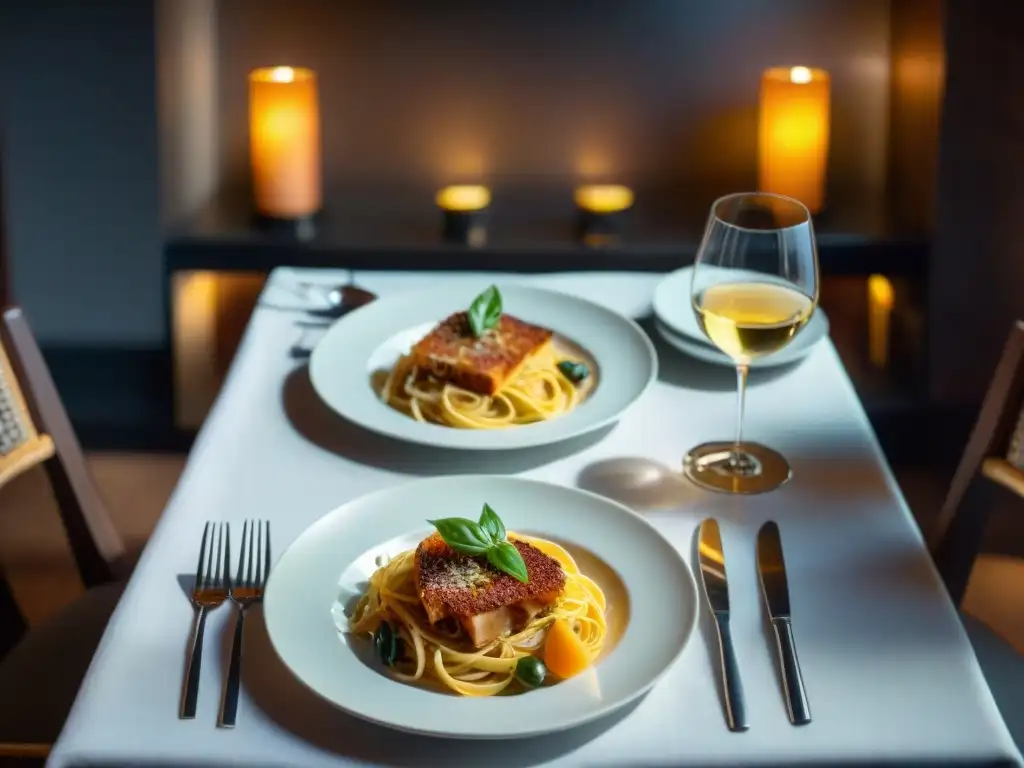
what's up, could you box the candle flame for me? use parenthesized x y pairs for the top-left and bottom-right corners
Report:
(868, 274), (894, 310)
(574, 184), (634, 214)
(436, 185), (491, 212)
(789, 66), (813, 84)
(269, 66), (295, 83)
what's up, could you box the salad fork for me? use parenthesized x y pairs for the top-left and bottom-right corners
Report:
(219, 519), (271, 728)
(180, 521), (230, 719)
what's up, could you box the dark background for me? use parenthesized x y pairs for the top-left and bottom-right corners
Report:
(4, 0), (1021, 461)
(3, 0), (892, 346)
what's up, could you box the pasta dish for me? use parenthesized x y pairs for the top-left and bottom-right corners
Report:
(349, 504), (608, 696)
(378, 285), (594, 429)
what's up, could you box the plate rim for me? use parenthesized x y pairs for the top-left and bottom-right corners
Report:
(654, 317), (820, 369)
(307, 283), (659, 451)
(262, 475), (700, 739)
(652, 268), (829, 366)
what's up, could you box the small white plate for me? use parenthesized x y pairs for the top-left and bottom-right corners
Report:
(655, 318), (819, 369)
(263, 475), (698, 740)
(308, 283), (657, 450)
(652, 267), (829, 368)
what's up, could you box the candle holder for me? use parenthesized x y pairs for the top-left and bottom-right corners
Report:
(758, 66), (830, 214)
(253, 212), (319, 240)
(436, 185), (490, 247)
(249, 66), (322, 237)
(574, 185), (634, 246)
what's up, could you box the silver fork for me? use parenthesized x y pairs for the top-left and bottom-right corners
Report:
(180, 521), (230, 719)
(219, 519), (271, 728)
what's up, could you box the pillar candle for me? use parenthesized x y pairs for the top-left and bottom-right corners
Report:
(758, 66), (830, 214)
(249, 66), (321, 219)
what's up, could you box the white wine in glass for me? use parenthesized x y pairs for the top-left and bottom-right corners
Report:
(684, 193), (819, 494)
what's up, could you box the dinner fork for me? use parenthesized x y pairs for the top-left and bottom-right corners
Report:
(181, 521), (230, 719)
(219, 519), (271, 728)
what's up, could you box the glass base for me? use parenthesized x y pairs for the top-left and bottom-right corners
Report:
(683, 441), (792, 495)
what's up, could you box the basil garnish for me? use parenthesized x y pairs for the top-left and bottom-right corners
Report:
(479, 503), (505, 541)
(428, 503), (528, 582)
(557, 360), (590, 384)
(486, 541), (529, 583)
(467, 285), (502, 337)
(426, 517), (493, 556)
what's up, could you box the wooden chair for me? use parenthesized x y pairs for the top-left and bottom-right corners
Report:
(931, 319), (1024, 749)
(0, 306), (128, 764)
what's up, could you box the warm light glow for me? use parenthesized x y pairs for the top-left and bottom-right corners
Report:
(574, 184), (634, 214)
(789, 66), (813, 84)
(867, 274), (895, 368)
(435, 185), (491, 212)
(270, 66), (295, 83)
(868, 274), (895, 310)
(574, 145), (616, 179)
(250, 66), (311, 84)
(249, 67), (321, 218)
(172, 272), (219, 429)
(758, 67), (830, 214)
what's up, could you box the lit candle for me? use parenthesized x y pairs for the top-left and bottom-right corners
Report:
(867, 274), (895, 368)
(249, 66), (321, 221)
(758, 66), (830, 214)
(574, 185), (634, 215)
(574, 184), (634, 246)
(436, 185), (490, 246)
(436, 185), (491, 213)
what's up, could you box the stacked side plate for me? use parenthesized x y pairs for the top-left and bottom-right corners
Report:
(651, 267), (830, 369)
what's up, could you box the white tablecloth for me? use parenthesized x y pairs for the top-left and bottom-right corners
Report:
(50, 268), (1021, 767)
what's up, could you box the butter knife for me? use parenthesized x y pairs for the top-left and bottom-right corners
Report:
(698, 518), (749, 732)
(756, 521), (811, 725)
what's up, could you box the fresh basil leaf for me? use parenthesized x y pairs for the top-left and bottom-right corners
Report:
(467, 285), (502, 337)
(478, 503), (505, 542)
(428, 517), (494, 555)
(557, 360), (589, 384)
(487, 540), (529, 583)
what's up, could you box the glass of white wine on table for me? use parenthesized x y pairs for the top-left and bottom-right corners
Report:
(684, 192), (820, 494)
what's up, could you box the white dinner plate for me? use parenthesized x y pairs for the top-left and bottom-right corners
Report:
(308, 283), (657, 450)
(263, 475), (698, 740)
(652, 266), (830, 368)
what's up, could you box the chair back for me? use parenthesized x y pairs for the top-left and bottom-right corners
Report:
(931, 320), (1024, 603)
(0, 307), (126, 656)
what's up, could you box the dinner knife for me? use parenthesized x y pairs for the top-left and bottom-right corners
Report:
(698, 518), (749, 732)
(756, 520), (812, 725)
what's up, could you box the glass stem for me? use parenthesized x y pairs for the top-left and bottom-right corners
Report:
(730, 364), (750, 469)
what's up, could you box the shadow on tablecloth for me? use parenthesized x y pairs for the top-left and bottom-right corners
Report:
(281, 365), (615, 475)
(577, 457), (700, 511)
(240, 608), (640, 767)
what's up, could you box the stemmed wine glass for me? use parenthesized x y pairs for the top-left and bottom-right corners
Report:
(683, 192), (819, 494)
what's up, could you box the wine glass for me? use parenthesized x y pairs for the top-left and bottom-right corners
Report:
(683, 192), (819, 494)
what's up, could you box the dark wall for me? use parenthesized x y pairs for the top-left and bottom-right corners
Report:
(931, 0), (1024, 406)
(214, 0), (890, 197)
(888, 0), (943, 236)
(0, 0), (163, 346)
(2, 0), (892, 347)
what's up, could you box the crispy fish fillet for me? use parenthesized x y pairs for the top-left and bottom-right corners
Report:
(414, 532), (566, 648)
(409, 312), (554, 396)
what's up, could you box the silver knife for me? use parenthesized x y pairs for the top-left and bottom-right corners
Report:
(698, 518), (749, 732)
(757, 521), (812, 725)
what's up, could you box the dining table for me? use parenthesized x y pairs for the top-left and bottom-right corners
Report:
(49, 267), (1021, 767)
